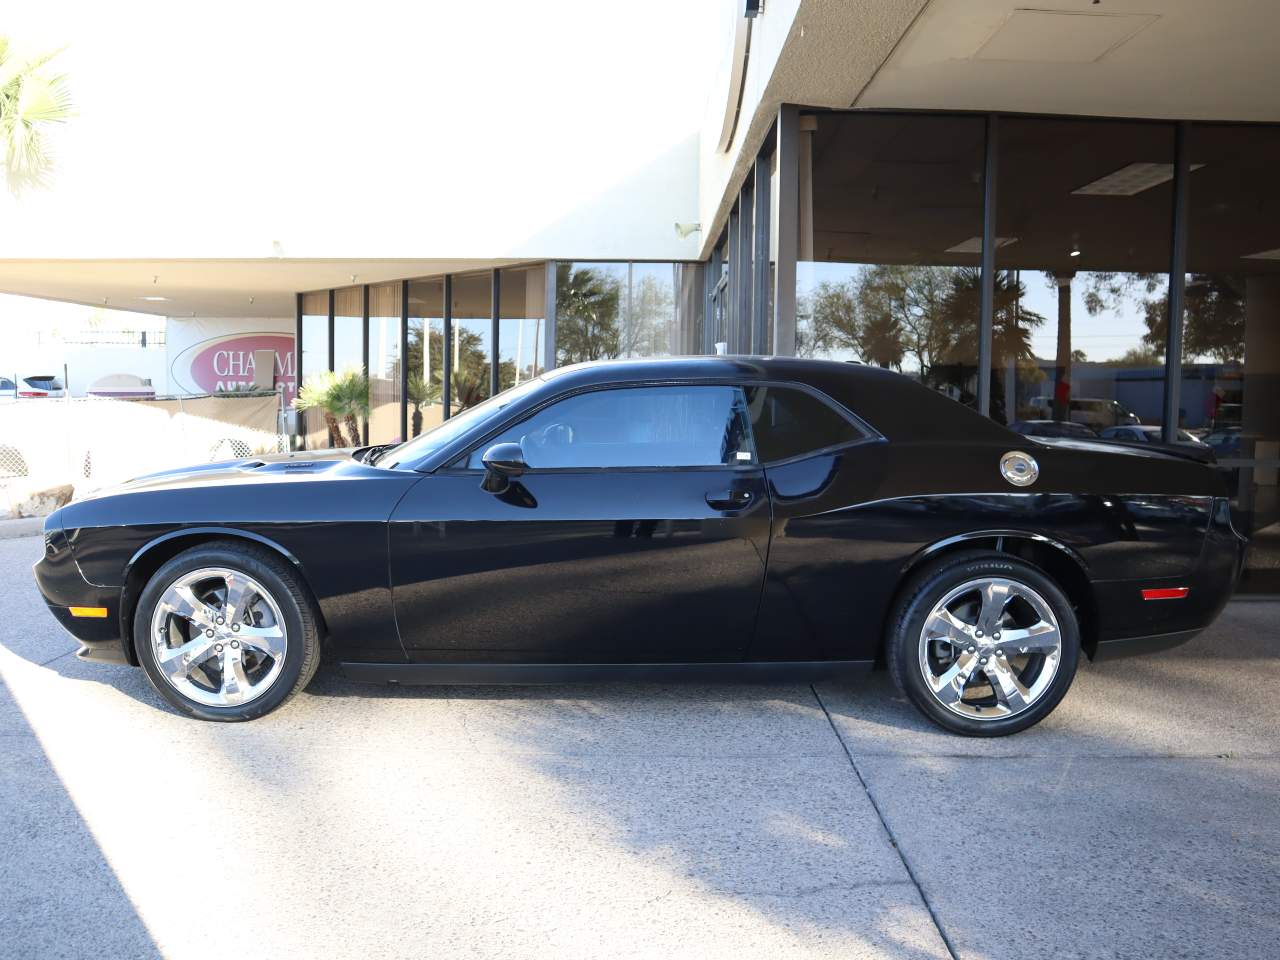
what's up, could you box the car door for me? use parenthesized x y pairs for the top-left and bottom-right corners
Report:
(388, 383), (771, 664)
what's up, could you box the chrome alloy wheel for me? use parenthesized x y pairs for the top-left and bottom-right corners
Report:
(917, 577), (1062, 721)
(149, 567), (287, 708)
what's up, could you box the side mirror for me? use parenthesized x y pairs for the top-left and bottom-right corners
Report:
(480, 442), (527, 493)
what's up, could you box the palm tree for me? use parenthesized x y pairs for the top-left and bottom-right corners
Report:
(406, 372), (441, 437)
(294, 372), (344, 448)
(330, 371), (369, 447)
(1, 37), (74, 193)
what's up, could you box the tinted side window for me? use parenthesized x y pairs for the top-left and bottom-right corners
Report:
(466, 385), (754, 469)
(744, 386), (865, 463)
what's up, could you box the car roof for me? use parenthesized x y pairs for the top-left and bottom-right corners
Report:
(540, 356), (1016, 444)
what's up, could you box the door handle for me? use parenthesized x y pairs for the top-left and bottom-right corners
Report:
(706, 489), (753, 510)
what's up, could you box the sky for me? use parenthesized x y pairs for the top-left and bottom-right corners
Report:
(0, 1), (726, 260)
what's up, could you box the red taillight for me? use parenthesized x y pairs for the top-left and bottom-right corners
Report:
(18, 390), (46, 397)
(1142, 587), (1190, 601)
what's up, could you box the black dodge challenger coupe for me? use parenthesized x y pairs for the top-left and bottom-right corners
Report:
(34, 357), (1244, 735)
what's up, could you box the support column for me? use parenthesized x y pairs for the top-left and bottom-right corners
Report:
(977, 113), (998, 418)
(1162, 121), (1190, 439)
(773, 105), (799, 356)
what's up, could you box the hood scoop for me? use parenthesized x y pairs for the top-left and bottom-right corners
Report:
(241, 459), (341, 474)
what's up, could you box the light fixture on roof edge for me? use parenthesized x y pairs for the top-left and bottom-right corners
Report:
(945, 236), (1018, 254)
(1073, 162), (1205, 196)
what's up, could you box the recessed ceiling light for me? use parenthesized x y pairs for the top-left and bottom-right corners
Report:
(1073, 162), (1205, 196)
(945, 236), (1018, 254)
(140, 296), (170, 302)
(1242, 247), (1280, 260)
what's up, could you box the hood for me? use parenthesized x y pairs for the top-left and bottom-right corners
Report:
(78, 448), (376, 500)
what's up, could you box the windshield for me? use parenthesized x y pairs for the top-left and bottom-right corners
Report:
(380, 376), (547, 469)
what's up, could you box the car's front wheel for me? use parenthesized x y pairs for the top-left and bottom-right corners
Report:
(887, 552), (1080, 736)
(134, 543), (321, 721)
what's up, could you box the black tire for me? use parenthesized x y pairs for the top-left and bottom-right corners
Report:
(887, 551), (1080, 737)
(134, 542), (321, 721)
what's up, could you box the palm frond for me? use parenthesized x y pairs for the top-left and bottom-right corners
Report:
(0, 37), (74, 194)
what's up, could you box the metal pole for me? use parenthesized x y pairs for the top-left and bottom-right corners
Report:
(294, 292), (303, 450)
(1163, 121), (1190, 441)
(399, 280), (409, 442)
(327, 289), (335, 372)
(442, 275), (453, 420)
(977, 113), (999, 418)
(491, 268), (501, 397)
(361, 284), (370, 445)
(544, 261), (557, 371)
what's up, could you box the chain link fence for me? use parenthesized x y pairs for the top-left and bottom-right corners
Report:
(0, 392), (289, 518)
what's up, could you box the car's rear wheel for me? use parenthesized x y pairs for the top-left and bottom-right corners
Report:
(134, 543), (321, 721)
(887, 552), (1080, 736)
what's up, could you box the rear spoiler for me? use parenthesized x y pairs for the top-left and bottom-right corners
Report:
(1097, 438), (1217, 465)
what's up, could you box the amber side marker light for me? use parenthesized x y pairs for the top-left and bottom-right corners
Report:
(1142, 588), (1190, 601)
(68, 606), (109, 618)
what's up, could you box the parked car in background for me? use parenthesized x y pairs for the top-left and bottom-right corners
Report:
(16, 375), (66, 398)
(0, 376), (16, 400)
(1008, 419), (1097, 440)
(1100, 425), (1207, 446)
(1204, 426), (1243, 459)
(37, 357), (1245, 736)
(1026, 396), (1140, 430)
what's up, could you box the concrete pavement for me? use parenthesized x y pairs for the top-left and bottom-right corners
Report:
(1, 532), (1278, 959)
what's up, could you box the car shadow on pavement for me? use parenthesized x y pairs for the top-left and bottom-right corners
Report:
(0, 674), (163, 959)
(5, 522), (1279, 959)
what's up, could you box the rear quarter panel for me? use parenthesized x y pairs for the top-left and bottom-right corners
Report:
(751, 437), (1232, 662)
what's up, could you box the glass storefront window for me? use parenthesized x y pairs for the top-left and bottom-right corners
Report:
(995, 118), (1174, 430)
(367, 282), (402, 444)
(554, 262), (681, 365)
(333, 286), (364, 379)
(407, 279), (444, 437)
(450, 272), (493, 410)
(498, 264), (546, 390)
(627, 263), (678, 358)
(797, 113), (986, 408)
(1185, 123), (1280, 590)
(555, 262), (627, 365)
(299, 290), (330, 449)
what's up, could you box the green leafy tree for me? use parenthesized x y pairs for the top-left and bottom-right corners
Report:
(294, 371), (344, 448)
(331, 370), (369, 447)
(406, 372), (440, 437)
(555, 264), (623, 363)
(802, 280), (859, 358)
(1, 37), (73, 193)
(934, 269), (1044, 413)
(1141, 274), (1245, 364)
(450, 328), (490, 409)
(1113, 345), (1163, 367)
(627, 272), (675, 356)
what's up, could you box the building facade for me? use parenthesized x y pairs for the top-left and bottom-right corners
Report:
(3, 0), (1278, 589)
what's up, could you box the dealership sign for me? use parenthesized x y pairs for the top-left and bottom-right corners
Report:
(168, 324), (297, 401)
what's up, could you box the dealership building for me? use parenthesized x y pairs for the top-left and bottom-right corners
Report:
(1, 0), (1277, 588)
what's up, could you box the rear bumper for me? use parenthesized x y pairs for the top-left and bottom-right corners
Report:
(1092, 628), (1201, 662)
(1091, 498), (1245, 657)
